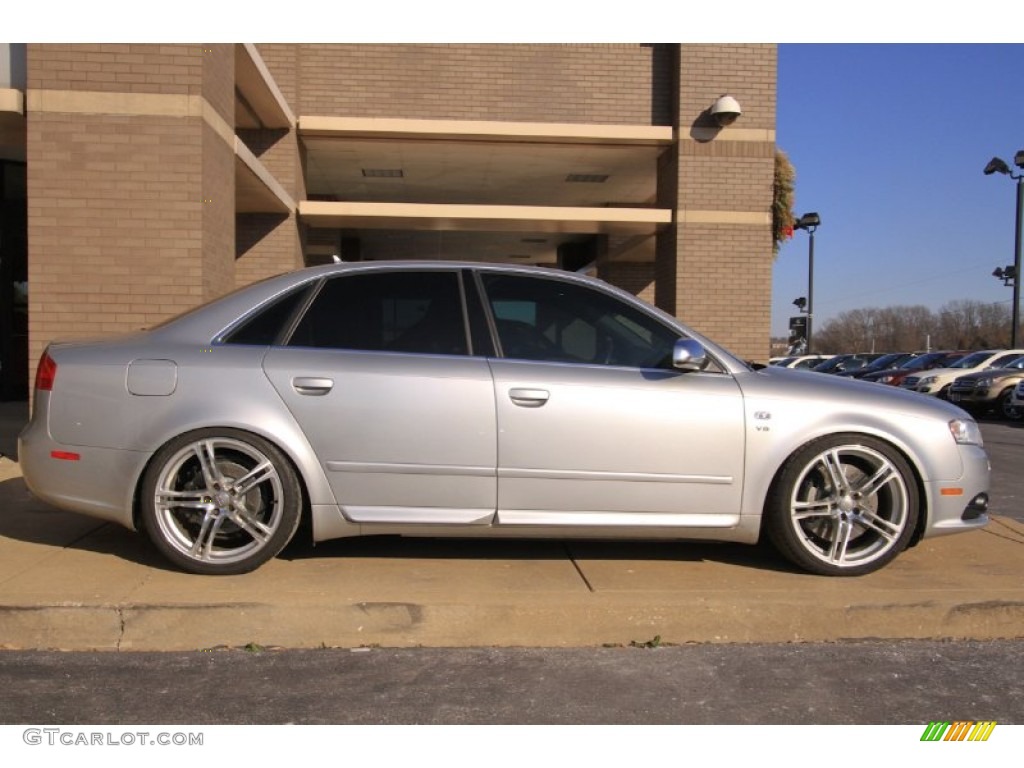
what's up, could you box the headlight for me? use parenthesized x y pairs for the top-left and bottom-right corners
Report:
(949, 418), (984, 447)
(976, 377), (992, 388)
(878, 375), (893, 383)
(920, 375), (937, 386)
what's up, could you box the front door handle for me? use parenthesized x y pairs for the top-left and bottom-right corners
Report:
(293, 377), (334, 396)
(509, 388), (550, 407)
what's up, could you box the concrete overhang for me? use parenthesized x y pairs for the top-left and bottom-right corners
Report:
(0, 88), (23, 115)
(297, 117), (672, 264)
(235, 137), (295, 214)
(300, 116), (673, 146)
(0, 88), (25, 162)
(300, 200), (670, 235)
(235, 43), (295, 130)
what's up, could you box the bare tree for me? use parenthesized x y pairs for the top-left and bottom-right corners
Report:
(814, 301), (1012, 352)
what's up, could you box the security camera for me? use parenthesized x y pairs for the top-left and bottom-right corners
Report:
(710, 95), (742, 127)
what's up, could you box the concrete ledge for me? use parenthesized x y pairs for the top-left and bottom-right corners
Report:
(2, 589), (1022, 652)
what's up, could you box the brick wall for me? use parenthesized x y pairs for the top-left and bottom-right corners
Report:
(202, 119), (235, 300)
(26, 44), (236, 371)
(600, 262), (655, 305)
(201, 45), (235, 126)
(259, 44), (673, 126)
(671, 224), (774, 358)
(29, 44), (207, 95)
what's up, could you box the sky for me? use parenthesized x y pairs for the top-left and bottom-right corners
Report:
(771, 44), (1024, 337)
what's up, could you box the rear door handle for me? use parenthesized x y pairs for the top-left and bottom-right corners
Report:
(293, 377), (334, 396)
(509, 388), (550, 407)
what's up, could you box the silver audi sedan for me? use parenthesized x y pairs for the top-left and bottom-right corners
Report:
(19, 262), (990, 576)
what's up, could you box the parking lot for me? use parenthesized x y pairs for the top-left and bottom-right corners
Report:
(0, 402), (1022, 651)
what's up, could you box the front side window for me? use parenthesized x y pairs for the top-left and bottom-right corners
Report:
(479, 273), (680, 369)
(288, 271), (469, 356)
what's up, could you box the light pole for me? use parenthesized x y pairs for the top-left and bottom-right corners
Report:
(984, 152), (1024, 347)
(793, 212), (821, 353)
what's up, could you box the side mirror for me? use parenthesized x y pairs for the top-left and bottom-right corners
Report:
(672, 339), (707, 372)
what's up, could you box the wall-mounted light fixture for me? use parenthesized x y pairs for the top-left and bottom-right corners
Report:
(710, 95), (742, 127)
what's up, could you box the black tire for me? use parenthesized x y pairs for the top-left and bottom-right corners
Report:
(997, 389), (1022, 421)
(765, 434), (919, 576)
(140, 428), (302, 575)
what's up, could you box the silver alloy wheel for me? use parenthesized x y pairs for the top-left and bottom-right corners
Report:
(785, 443), (911, 570)
(766, 434), (920, 575)
(151, 436), (287, 566)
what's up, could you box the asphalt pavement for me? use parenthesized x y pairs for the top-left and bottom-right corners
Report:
(1, 400), (1022, 651)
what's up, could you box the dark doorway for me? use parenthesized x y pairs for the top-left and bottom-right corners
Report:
(0, 161), (28, 401)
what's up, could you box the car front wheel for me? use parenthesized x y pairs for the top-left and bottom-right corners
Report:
(140, 429), (302, 575)
(765, 435), (919, 576)
(998, 389), (1022, 421)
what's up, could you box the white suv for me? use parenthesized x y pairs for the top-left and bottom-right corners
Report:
(901, 349), (1024, 399)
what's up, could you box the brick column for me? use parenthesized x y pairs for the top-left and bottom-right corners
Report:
(656, 44), (777, 362)
(25, 43), (236, 373)
(235, 129), (305, 286)
(235, 44), (305, 285)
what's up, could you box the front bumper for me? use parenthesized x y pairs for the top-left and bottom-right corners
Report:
(921, 444), (990, 537)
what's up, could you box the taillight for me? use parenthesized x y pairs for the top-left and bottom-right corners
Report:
(35, 351), (57, 391)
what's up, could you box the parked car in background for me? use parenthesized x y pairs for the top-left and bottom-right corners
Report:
(1012, 379), (1024, 410)
(903, 349), (1024, 399)
(18, 261), (990, 578)
(811, 353), (888, 375)
(770, 355), (831, 370)
(835, 352), (916, 379)
(948, 355), (1024, 420)
(862, 351), (968, 387)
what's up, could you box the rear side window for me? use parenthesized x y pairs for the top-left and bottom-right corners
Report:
(222, 285), (311, 346)
(288, 271), (469, 356)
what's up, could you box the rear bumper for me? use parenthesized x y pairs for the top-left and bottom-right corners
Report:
(18, 416), (147, 530)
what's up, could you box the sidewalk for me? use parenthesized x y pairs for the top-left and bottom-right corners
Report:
(1, 399), (1023, 651)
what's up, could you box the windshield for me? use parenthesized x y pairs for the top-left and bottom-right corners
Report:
(988, 352), (1024, 368)
(950, 351), (993, 369)
(901, 352), (941, 369)
(865, 353), (903, 369)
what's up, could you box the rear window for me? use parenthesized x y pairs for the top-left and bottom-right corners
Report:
(221, 285), (311, 346)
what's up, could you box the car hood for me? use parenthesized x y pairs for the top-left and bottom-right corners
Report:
(955, 368), (1024, 383)
(744, 365), (971, 420)
(862, 366), (914, 378)
(911, 366), (965, 379)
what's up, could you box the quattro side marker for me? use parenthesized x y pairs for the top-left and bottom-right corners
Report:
(50, 451), (81, 461)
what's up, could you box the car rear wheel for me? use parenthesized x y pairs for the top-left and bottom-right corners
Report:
(140, 429), (302, 575)
(765, 434), (919, 576)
